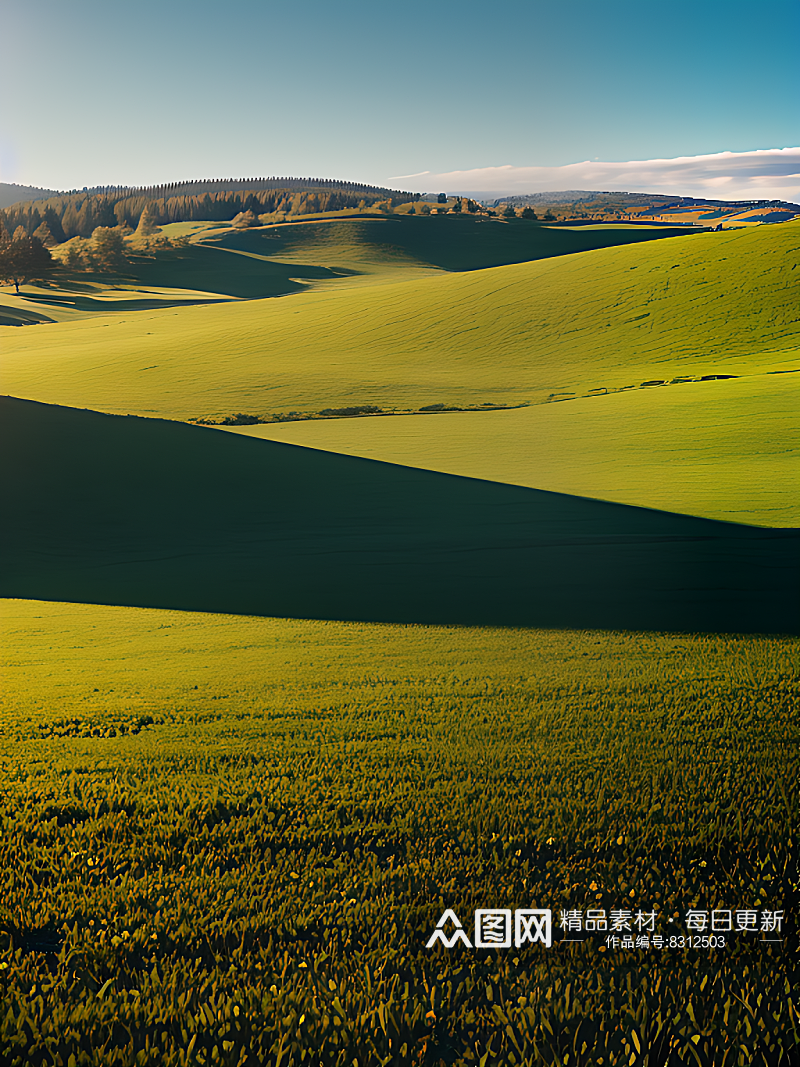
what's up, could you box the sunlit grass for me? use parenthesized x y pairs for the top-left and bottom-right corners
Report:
(2, 222), (795, 424)
(1, 599), (797, 1065)
(228, 369), (799, 526)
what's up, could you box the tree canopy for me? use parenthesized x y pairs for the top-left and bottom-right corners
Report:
(91, 226), (127, 271)
(0, 231), (53, 293)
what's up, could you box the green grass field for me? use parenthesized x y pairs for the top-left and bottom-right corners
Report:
(201, 214), (702, 277)
(226, 370), (799, 527)
(0, 215), (697, 327)
(2, 221), (796, 425)
(1, 220), (796, 538)
(1, 598), (797, 1066)
(1, 211), (797, 1064)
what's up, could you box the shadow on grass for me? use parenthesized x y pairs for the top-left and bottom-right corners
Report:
(11, 291), (232, 313)
(0, 304), (55, 326)
(126, 244), (344, 298)
(1, 397), (796, 633)
(211, 215), (700, 273)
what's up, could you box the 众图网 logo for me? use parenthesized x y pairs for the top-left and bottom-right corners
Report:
(425, 906), (785, 951)
(426, 909), (552, 949)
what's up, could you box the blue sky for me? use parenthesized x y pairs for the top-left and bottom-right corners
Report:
(2, 0), (798, 195)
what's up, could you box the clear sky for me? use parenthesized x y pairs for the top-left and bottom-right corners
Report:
(1, 0), (798, 194)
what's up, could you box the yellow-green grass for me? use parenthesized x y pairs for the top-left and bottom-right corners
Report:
(227, 370), (800, 527)
(3, 216), (689, 327)
(199, 214), (699, 278)
(2, 397), (797, 632)
(0, 280), (236, 326)
(3, 223), (795, 423)
(1, 598), (797, 1065)
(12, 596), (780, 726)
(2, 596), (796, 743)
(158, 220), (233, 239)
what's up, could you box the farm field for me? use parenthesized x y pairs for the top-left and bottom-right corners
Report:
(0, 598), (798, 1066)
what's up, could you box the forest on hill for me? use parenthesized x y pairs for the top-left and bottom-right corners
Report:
(0, 178), (419, 241)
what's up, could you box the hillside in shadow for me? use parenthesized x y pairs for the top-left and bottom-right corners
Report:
(1, 397), (796, 633)
(127, 243), (343, 298)
(209, 215), (698, 274)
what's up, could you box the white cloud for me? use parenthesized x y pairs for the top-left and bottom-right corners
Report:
(391, 148), (800, 202)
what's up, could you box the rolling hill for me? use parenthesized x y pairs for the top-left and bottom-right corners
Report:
(488, 190), (800, 226)
(1, 213), (796, 631)
(1, 174), (796, 1067)
(1, 397), (797, 632)
(199, 214), (699, 276)
(0, 181), (61, 209)
(1, 220), (796, 426)
(226, 369), (798, 527)
(0, 214), (697, 320)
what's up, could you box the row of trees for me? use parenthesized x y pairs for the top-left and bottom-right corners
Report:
(119, 176), (408, 198)
(0, 186), (422, 243)
(0, 214), (163, 289)
(433, 198), (555, 220)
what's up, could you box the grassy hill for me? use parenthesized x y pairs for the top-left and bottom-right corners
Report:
(201, 214), (699, 276)
(1, 397), (797, 633)
(1, 198), (797, 1065)
(0, 215), (696, 322)
(1, 221), (796, 427)
(227, 369), (799, 527)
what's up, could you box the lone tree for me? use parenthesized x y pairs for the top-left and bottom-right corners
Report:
(520, 206), (538, 220)
(91, 226), (127, 271)
(0, 232), (53, 294)
(437, 192), (447, 203)
(502, 204), (518, 219)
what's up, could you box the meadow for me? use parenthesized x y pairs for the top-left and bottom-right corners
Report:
(1, 218), (796, 549)
(1, 598), (798, 1067)
(1, 208), (798, 1064)
(2, 395), (796, 633)
(2, 219), (796, 425)
(228, 371), (798, 528)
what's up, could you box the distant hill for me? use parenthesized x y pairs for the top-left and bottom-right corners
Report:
(0, 182), (62, 209)
(487, 189), (800, 224)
